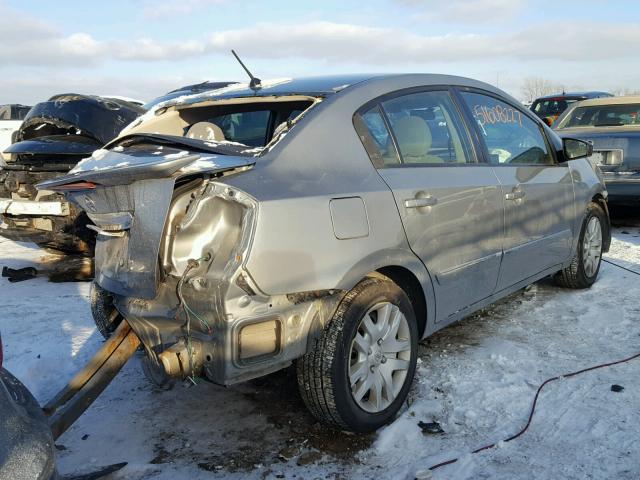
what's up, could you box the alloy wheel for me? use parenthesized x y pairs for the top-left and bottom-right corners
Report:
(348, 302), (412, 413)
(582, 216), (602, 277)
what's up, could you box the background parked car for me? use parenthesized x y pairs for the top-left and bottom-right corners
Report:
(0, 82), (236, 257)
(41, 74), (609, 433)
(531, 91), (613, 127)
(0, 333), (57, 480)
(0, 104), (31, 153)
(0, 94), (145, 254)
(554, 95), (640, 205)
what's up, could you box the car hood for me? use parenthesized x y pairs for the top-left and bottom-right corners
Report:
(3, 94), (146, 171)
(16, 94), (145, 146)
(4, 134), (100, 156)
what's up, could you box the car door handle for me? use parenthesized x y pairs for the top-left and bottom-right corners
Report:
(404, 196), (438, 208)
(505, 188), (525, 201)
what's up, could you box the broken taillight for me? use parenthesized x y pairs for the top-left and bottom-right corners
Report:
(48, 181), (97, 191)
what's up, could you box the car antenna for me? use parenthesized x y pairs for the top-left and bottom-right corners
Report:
(231, 49), (261, 90)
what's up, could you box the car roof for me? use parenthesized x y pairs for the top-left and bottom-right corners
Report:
(165, 73), (508, 108)
(170, 74), (387, 105)
(570, 95), (640, 107)
(535, 91), (612, 101)
(143, 81), (239, 110)
(166, 81), (238, 95)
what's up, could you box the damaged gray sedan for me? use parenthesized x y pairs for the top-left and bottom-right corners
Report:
(40, 74), (610, 432)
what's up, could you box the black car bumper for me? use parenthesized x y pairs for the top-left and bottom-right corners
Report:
(604, 177), (640, 205)
(0, 368), (56, 480)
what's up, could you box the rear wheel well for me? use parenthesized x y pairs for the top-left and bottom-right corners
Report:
(374, 266), (427, 337)
(591, 194), (611, 252)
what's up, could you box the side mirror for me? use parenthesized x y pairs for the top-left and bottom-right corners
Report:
(562, 138), (593, 161)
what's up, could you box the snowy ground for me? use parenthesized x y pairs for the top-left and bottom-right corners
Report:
(1, 226), (639, 480)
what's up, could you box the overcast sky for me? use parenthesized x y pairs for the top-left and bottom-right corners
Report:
(1, 0), (638, 104)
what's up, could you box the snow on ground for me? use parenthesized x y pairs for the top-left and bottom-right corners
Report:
(1, 228), (639, 480)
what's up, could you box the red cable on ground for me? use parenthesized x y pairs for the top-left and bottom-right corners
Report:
(427, 351), (640, 472)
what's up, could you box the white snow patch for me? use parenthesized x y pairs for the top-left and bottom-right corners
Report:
(163, 150), (189, 159)
(91, 149), (109, 160)
(1, 228), (639, 478)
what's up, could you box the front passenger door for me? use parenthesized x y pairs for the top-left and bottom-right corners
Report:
(458, 91), (574, 291)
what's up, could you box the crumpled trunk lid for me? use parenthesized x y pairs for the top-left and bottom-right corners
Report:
(38, 144), (253, 298)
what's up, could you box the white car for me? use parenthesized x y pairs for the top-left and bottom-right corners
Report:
(0, 104), (31, 154)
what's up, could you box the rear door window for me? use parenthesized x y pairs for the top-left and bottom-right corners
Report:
(461, 92), (555, 165)
(354, 105), (399, 168)
(533, 99), (575, 116)
(381, 90), (474, 165)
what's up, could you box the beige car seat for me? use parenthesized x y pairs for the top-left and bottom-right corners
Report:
(393, 116), (443, 164)
(186, 121), (225, 142)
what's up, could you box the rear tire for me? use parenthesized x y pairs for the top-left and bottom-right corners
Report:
(90, 282), (123, 338)
(296, 276), (418, 433)
(555, 202), (605, 289)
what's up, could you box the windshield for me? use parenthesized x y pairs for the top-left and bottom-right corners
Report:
(557, 103), (640, 128)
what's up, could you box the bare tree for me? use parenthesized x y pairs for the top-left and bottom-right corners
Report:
(521, 76), (563, 102)
(612, 87), (640, 96)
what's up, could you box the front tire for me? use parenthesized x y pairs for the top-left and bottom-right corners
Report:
(555, 202), (605, 289)
(296, 276), (418, 432)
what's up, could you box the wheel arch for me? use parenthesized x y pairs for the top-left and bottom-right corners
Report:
(591, 193), (611, 252)
(374, 266), (428, 338)
(335, 249), (435, 339)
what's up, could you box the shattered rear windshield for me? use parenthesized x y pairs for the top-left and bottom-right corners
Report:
(123, 97), (317, 156)
(180, 101), (311, 147)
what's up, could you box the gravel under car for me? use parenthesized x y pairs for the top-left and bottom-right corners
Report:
(40, 74), (610, 432)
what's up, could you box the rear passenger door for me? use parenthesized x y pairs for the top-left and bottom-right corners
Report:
(457, 90), (574, 291)
(355, 89), (504, 322)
